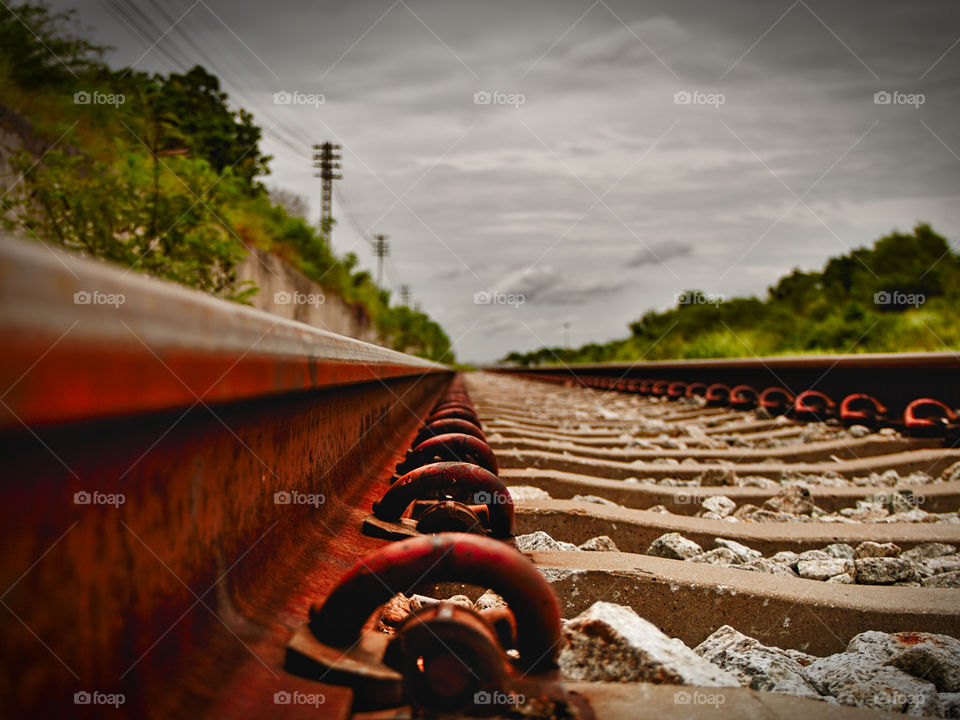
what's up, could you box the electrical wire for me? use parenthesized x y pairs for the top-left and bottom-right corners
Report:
(114, 0), (312, 154)
(333, 185), (377, 250)
(105, 0), (418, 306)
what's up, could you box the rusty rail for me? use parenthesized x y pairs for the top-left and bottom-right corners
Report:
(0, 235), (453, 718)
(491, 353), (960, 433)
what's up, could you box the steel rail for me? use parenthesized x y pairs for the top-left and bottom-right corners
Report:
(0, 235), (446, 428)
(491, 352), (960, 411)
(0, 234), (453, 719)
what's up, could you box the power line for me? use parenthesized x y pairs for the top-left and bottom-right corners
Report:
(100, 0), (184, 69)
(123, 0), (374, 226)
(130, 0), (312, 155)
(335, 186), (414, 305)
(108, 0), (307, 157)
(333, 185), (376, 250)
(107, 0), (419, 310)
(333, 184), (417, 303)
(107, 0), (308, 162)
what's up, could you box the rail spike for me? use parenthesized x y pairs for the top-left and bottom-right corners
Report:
(395, 432), (499, 477)
(286, 534), (590, 716)
(367, 461), (514, 539)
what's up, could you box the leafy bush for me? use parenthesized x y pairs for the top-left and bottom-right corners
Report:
(503, 224), (960, 365)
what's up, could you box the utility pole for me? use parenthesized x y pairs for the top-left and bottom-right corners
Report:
(399, 285), (411, 305)
(312, 142), (341, 238)
(374, 234), (389, 290)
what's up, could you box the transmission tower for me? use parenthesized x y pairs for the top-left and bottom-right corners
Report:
(399, 285), (411, 305)
(312, 142), (341, 238)
(374, 234), (389, 290)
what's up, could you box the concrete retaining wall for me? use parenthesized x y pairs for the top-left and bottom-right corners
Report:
(236, 246), (380, 344)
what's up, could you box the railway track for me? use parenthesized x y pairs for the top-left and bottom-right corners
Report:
(2, 234), (959, 719)
(470, 370), (960, 601)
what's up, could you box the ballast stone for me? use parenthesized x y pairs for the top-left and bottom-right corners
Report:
(647, 532), (703, 560)
(693, 625), (820, 699)
(515, 530), (579, 552)
(558, 601), (739, 687)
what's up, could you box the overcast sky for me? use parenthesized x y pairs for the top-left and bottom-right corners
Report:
(49, 0), (960, 362)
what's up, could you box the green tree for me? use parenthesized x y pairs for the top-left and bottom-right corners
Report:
(503, 224), (960, 364)
(157, 66), (270, 192)
(0, 2), (106, 88)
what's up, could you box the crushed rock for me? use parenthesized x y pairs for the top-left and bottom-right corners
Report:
(762, 486), (816, 515)
(697, 468), (738, 487)
(694, 625), (820, 698)
(515, 530), (579, 552)
(578, 535), (620, 552)
(698, 495), (737, 518)
(572, 494), (622, 507)
(639, 533), (957, 588)
(507, 485), (552, 502)
(854, 557), (919, 585)
(714, 538), (761, 563)
(474, 590), (507, 612)
(559, 602), (739, 687)
(903, 544), (957, 561)
(558, 607), (960, 718)
(856, 541), (903, 559)
(924, 571), (960, 588)
(797, 557), (854, 581)
(647, 532), (703, 560)
(688, 547), (739, 565)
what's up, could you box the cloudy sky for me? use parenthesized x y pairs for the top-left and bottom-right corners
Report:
(50, 0), (960, 362)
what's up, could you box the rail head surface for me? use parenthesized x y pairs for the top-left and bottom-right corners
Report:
(488, 352), (960, 410)
(0, 234), (449, 428)
(492, 353), (960, 373)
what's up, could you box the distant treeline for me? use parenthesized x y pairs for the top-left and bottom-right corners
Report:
(0, 2), (452, 361)
(502, 224), (960, 365)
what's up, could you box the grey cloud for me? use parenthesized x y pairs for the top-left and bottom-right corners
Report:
(493, 265), (628, 305)
(627, 240), (694, 268)
(46, 0), (960, 363)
